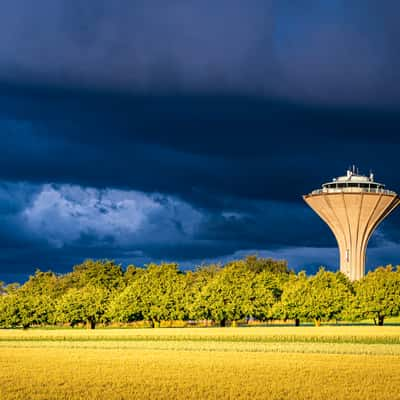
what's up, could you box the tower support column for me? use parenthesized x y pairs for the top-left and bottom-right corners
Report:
(303, 192), (399, 281)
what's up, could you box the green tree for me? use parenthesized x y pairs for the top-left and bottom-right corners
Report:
(63, 259), (124, 291)
(353, 265), (400, 325)
(16, 270), (64, 327)
(118, 263), (185, 327)
(0, 270), (64, 328)
(306, 269), (353, 326)
(280, 269), (353, 326)
(186, 264), (221, 323)
(199, 261), (256, 326)
(0, 293), (21, 328)
(244, 255), (291, 274)
(4, 282), (20, 294)
(252, 269), (288, 322)
(279, 271), (309, 326)
(106, 270), (146, 323)
(56, 286), (109, 329)
(124, 264), (142, 286)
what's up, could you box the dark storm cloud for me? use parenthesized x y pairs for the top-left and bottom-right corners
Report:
(1, 90), (400, 204)
(0, 1), (400, 279)
(0, 1), (400, 105)
(1, 89), (400, 280)
(0, 0), (275, 93)
(0, 180), (319, 282)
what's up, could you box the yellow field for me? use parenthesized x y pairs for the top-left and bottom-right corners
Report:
(0, 327), (400, 400)
(0, 325), (399, 338)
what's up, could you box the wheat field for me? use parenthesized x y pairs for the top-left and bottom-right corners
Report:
(0, 326), (399, 399)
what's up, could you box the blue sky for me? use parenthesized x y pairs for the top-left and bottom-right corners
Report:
(1, 1), (400, 281)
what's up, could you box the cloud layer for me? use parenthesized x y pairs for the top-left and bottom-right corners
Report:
(0, 2), (400, 280)
(0, 179), (398, 282)
(0, 1), (400, 106)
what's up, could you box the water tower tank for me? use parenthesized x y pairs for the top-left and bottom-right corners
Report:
(303, 168), (399, 280)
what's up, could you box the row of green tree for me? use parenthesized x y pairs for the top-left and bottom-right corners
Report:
(0, 256), (399, 328)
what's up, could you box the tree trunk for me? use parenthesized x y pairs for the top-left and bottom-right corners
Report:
(220, 318), (226, 327)
(149, 320), (155, 328)
(295, 318), (300, 327)
(314, 318), (321, 327)
(378, 315), (384, 326)
(87, 320), (96, 329)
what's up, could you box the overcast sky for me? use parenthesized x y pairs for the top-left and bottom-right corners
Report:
(1, 1), (400, 281)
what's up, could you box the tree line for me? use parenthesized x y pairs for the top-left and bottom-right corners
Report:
(0, 256), (399, 329)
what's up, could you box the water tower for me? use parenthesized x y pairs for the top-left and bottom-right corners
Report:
(303, 167), (399, 280)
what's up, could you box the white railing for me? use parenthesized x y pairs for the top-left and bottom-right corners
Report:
(310, 188), (397, 196)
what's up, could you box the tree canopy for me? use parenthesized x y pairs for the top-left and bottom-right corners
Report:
(0, 257), (399, 328)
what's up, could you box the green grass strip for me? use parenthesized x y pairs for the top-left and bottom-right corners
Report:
(1, 334), (399, 345)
